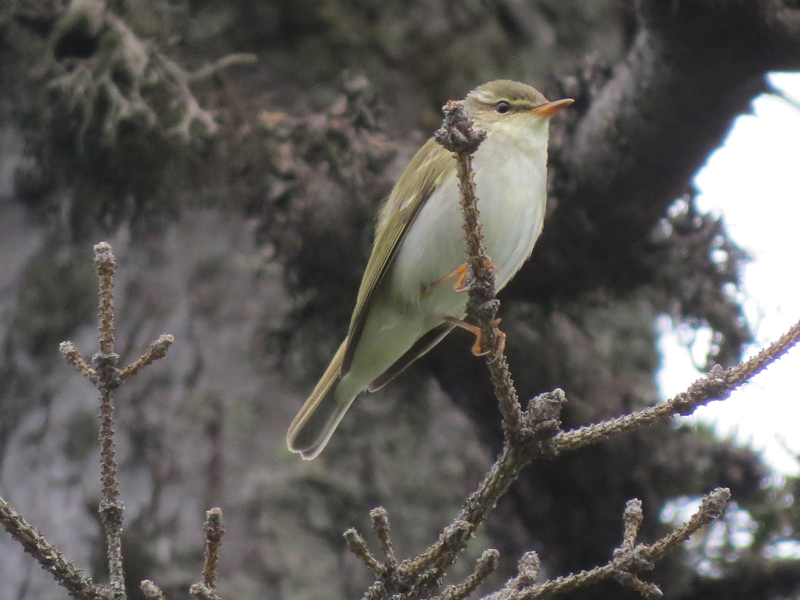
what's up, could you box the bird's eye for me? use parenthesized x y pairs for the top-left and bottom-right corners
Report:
(495, 101), (511, 114)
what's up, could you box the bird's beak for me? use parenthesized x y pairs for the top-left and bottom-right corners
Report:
(529, 98), (574, 117)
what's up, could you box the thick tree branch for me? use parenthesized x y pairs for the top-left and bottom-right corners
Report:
(517, 0), (800, 317)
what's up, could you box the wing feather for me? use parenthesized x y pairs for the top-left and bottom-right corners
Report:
(341, 138), (453, 375)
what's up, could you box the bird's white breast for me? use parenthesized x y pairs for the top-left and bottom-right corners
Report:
(389, 118), (549, 320)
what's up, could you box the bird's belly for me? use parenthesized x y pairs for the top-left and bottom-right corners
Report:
(389, 155), (546, 319)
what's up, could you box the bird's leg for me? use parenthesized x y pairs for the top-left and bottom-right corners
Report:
(420, 258), (498, 297)
(444, 316), (506, 356)
(421, 264), (467, 297)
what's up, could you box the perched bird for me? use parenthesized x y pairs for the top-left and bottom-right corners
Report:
(287, 80), (573, 459)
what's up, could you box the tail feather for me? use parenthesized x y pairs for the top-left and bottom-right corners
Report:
(286, 341), (358, 460)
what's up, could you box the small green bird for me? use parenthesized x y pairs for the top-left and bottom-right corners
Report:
(287, 80), (573, 459)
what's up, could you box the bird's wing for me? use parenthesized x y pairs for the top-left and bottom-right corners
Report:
(341, 138), (453, 376)
(366, 322), (455, 391)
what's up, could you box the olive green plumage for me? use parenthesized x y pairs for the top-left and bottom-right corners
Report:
(287, 80), (572, 459)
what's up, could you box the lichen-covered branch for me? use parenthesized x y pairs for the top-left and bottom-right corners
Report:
(46, 0), (255, 148)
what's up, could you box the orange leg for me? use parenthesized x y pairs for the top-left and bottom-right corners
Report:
(421, 264), (467, 297)
(445, 316), (506, 357)
(421, 258), (499, 297)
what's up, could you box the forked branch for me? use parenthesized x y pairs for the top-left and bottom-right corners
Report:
(1, 241), (234, 600)
(484, 488), (730, 600)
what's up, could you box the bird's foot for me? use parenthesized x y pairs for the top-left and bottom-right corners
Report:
(444, 316), (506, 356)
(420, 259), (497, 297)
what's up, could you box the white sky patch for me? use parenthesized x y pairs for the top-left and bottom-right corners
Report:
(657, 72), (800, 476)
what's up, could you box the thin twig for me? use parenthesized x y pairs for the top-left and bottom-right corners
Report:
(503, 552), (541, 591)
(363, 315), (799, 597)
(434, 100), (523, 435)
(140, 580), (166, 600)
(95, 242), (117, 356)
(92, 242), (126, 600)
(202, 508), (225, 590)
(555, 318), (800, 452)
(483, 488), (730, 600)
(646, 487), (729, 561)
(621, 499), (643, 552)
(60, 341), (97, 382)
(345, 529), (385, 575)
(187, 53), (258, 82)
(371, 507), (397, 569)
(434, 549), (499, 600)
(119, 334), (175, 381)
(168, 509), (229, 600)
(190, 582), (222, 600)
(0, 495), (105, 600)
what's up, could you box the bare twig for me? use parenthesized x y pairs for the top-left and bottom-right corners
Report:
(63, 246), (221, 600)
(155, 508), (229, 600)
(397, 388), (565, 585)
(0, 495), (105, 600)
(186, 53), (258, 83)
(190, 582), (222, 600)
(118, 335), (175, 381)
(482, 488), (730, 600)
(56, 241), (175, 600)
(140, 580), (166, 600)
(555, 319), (800, 452)
(621, 499), (644, 552)
(201, 508), (225, 590)
(503, 552), (541, 591)
(345, 528), (384, 575)
(95, 242), (117, 355)
(646, 487), (729, 561)
(433, 550), (499, 600)
(60, 341), (98, 382)
(371, 507), (397, 569)
(92, 242), (126, 600)
(3, 241), (217, 600)
(402, 318), (800, 589)
(434, 99), (523, 435)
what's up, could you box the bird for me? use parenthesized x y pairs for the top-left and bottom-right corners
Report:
(286, 79), (573, 459)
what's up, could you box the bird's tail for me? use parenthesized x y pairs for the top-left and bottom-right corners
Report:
(286, 341), (358, 460)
